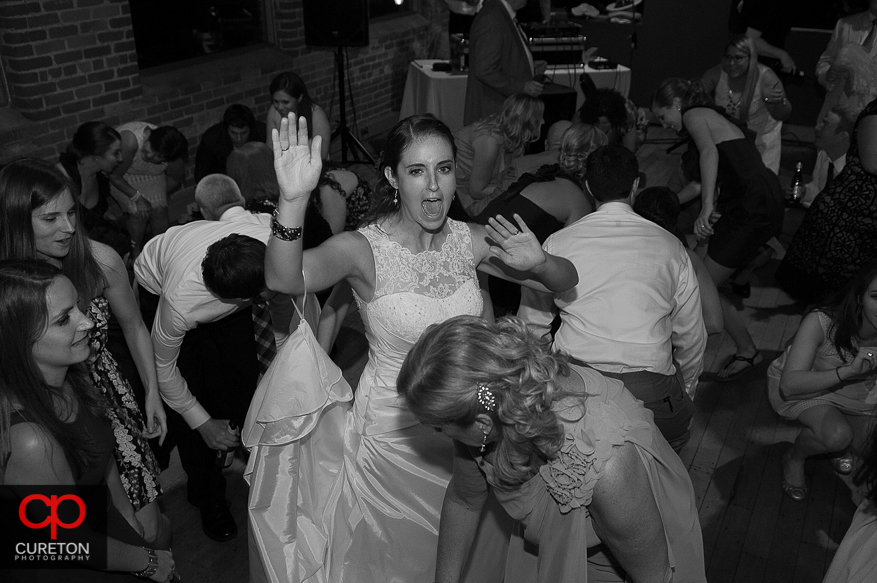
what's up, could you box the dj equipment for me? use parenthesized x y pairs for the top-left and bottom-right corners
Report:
(522, 22), (586, 65)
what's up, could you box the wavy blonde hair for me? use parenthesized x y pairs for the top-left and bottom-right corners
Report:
(397, 315), (582, 487)
(477, 93), (545, 159)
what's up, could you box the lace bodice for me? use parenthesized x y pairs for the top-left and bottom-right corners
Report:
(353, 219), (483, 343)
(351, 219), (483, 435)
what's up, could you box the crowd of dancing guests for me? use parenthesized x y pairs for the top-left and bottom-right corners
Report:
(3, 23), (877, 580)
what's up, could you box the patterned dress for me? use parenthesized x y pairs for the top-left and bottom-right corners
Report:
(776, 98), (877, 302)
(86, 296), (162, 510)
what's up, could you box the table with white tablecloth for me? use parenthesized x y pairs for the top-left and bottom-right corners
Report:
(398, 59), (632, 132)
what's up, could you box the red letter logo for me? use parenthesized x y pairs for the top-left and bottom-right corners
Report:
(19, 494), (86, 540)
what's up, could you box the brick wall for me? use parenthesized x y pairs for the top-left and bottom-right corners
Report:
(0, 0), (444, 173)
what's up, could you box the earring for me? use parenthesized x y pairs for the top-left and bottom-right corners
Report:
(480, 429), (489, 454)
(392, 188), (399, 206)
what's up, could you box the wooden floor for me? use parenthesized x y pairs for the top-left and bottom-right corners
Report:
(155, 126), (864, 582)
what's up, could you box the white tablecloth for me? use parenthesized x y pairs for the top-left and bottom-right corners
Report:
(399, 59), (632, 132)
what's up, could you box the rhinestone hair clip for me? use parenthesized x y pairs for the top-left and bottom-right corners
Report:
(477, 384), (496, 411)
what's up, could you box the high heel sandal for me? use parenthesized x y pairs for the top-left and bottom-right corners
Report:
(781, 453), (808, 502)
(831, 452), (854, 475)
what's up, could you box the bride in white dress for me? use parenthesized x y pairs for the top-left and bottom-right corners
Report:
(256, 113), (577, 583)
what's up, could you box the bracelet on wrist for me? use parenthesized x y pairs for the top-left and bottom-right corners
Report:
(132, 547), (158, 578)
(129, 191), (143, 203)
(836, 366), (844, 382)
(271, 209), (303, 241)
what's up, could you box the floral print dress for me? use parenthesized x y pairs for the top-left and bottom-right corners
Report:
(87, 296), (162, 510)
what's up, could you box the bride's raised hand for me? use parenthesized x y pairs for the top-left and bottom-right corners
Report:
(273, 113), (322, 204)
(486, 213), (546, 271)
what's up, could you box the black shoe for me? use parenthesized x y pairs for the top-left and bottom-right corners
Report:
(200, 499), (237, 542)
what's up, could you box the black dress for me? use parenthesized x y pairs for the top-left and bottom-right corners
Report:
(681, 107), (784, 269)
(775, 98), (877, 303)
(476, 164), (579, 313)
(708, 138), (785, 269)
(5, 405), (152, 582)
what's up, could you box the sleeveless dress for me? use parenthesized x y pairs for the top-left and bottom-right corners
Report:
(454, 122), (516, 217)
(112, 121), (167, 211)
(714, 64), (783, 173)
(86, 297), (162, 511)
(476, 163), (572, 313)
(459, 366), (706, 582)
(689, 115), (784, 269)
(767, 310), (877, 420)
(775, 98), (877, 303)
(6, 404), (152, 582)
(324, 219), (484, 582)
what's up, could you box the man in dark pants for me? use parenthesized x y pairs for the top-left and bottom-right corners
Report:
(135, 175), (295, 541)
(518, 145), (706, 452)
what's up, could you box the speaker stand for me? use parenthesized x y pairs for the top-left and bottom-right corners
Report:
(330, 46), (376, 165)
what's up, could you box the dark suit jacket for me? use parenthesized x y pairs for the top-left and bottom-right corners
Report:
(464, 0), (534, 125)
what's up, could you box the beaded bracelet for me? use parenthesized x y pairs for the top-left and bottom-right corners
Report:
(271, 209), (303, 241)
(132, 547), (158, 578)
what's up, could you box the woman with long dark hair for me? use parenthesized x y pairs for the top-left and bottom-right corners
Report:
(0, 159), (168, 544)
(768, 260), (877, 502)
(255, 113), (577, 582)
(0, 259), (174, 582)
(265, 71), (331, 160)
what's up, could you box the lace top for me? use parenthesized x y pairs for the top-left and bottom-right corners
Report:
(351, 219), (483, 435)
(353, 219), (482, 343)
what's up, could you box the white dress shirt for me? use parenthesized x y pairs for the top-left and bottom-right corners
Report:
(518, 201), (706, 389)
(803, 150), (846, 208)
(134, 206), (296, 429)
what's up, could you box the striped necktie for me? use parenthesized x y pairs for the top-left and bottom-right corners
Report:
(252, 298), (276, 377)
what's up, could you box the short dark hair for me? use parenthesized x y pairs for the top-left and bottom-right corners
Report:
(201, 234), (266, 299)
(148, 126), (189, 162)
(632, 186), (685, 243)
(223, 104), (256, 130)
(584, 144), (639, 202)
(579, 88), (628, 132)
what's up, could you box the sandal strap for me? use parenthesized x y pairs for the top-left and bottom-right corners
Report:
(729, 351), (760, 366)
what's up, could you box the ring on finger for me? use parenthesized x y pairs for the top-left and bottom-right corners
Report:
(869, 352), (874, 357)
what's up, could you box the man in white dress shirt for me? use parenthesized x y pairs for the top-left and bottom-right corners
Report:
(135, 174), (295, 542)
(518, 145), (706, 452)
(802, 104), (857, 208)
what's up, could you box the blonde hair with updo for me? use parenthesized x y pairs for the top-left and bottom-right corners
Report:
(397, 315), (583, 487)
(558, 123), (609, 181)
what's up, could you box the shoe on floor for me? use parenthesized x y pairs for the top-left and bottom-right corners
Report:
(831, 452), (854, 475)
(200, 499), (237, 542)
(781, 452), (808, 502)
(717, 351), (762, 382)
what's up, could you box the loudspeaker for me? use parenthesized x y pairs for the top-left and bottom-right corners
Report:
(302, 0), (370, 47)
